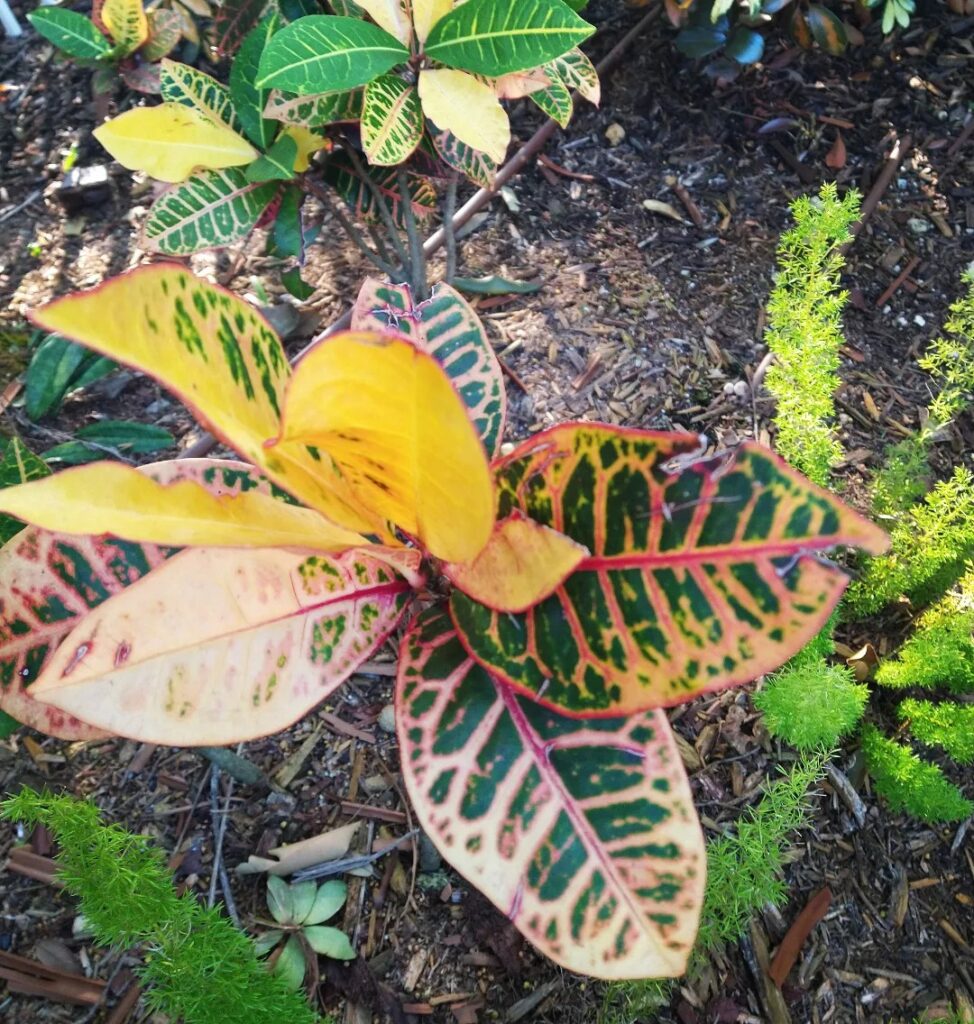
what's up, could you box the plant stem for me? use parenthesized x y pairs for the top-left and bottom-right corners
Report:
(341, 142), (411, 274)
(443, 172), (459, 285)
(299, 175), (398, 279)
(398, 165), (428, 300)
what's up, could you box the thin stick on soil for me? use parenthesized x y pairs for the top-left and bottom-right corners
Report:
(398, 165), (428, 300)
(841, 133), (913, 256)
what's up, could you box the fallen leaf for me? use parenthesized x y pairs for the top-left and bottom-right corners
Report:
(236, 821), (361, 875)
(825, 131), (846, 169)
(642, 198), (686, 223)
(768, 887), (832, 987)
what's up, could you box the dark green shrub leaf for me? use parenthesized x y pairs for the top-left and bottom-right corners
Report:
(725, 26), (764, 63)
(246, 133), (299, 182)
(28, 9), (114, 59)
(425, 0), (594, 77)
(214, 0), (267, 55)
(231, 14), (280, 149)
(257, 15), (409, 94)
(675, 25), (728, 58)
(24, 335), (89, 420)
(74, 420), (175, 454)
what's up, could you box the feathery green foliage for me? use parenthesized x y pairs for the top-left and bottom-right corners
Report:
(849, 466), (974, 616)
(763, 182), (859, 483)
(861, 725), (972, 822)
(600, 754), (828, 1024)
(920, 270), (974, 428)
(875, 570), (974, 694)
(898, 698), (974, 764)
(0, 790), (325, 1024)
(870, 435), (932, 517)
(754, 657), (868, 750)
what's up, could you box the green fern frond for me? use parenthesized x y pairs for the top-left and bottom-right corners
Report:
(849, 466), (974, 616)
(764, 182), (860, 485)
(921, 270), (974, 428)
(0, 790), (325, 1024)
(898, 698), (974, 764)
(755, 659), (868, 750)
(875, 569), (974, 694)
(861, 725), (973, 823)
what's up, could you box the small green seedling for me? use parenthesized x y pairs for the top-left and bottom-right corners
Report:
(257, 877), (355, 992)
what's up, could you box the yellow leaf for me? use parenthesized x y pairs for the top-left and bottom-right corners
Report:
(354, 0), (411, 44)
(93, 103), (257, 183)
(30, 546), (418, 745)
(0, 461), (367, 551)
(101, 0), (148, 53)
(275, 331), (494, 564)
(443, 515), (588, 612)
(418, 68), (510, 164)
(282, 125), (329, 173)
(31, 266), (382, 536)
(412, 0), (451, 43)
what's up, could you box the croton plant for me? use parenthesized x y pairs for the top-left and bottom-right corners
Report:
(0, 264), (886, 979)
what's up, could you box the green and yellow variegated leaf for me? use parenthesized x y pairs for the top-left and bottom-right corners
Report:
(548, 47), (600, 105)
(256, 15), (409, 95)
(0, 438), (50, 546)
(160, 59), (243, 133)
(141, 8), (182, 61)
(26, 9), (113, 60)
(425, 0), (594, 77)
(30, 267), (380, 536)
(31, 545), (418, 745)
(264, 88), (364, 128)
(361, 74), (423, 166)
(450, 425), (889, 716)
(351, 278), (506, 455)
(0, 459), (275, 740)
(324, 156), (436, 229)
(418, 68), (509, 165)
(529, 77), (573, 128)
(143, 166), (278, 254)
(398, 606), (705, 979)
(429, 125), (497, 189)
(101, 0), (148, 55)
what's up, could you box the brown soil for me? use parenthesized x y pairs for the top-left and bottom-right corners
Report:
(1, 1), (973, 1023)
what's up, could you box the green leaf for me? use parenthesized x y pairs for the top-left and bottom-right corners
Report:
(450, 425), (889, 716)
(24, 335), (90, 420)
(675, 25), (728, 57)
(428, 125), (497, 189)
(264, 87), (364, 128)
(246, 133), (299, 182)
(28, 9), (114, 59)
(272, 935), (307, 990)
(288, 881), (319, 924)
(254, 929), (285, 957)
(361, 74), (423, 166)
(397, 605), (706, 979)
(805, 4), (846, 52)
(231, 14), (280, 149)
(71, 355), (118, 391)
(272, 186), (306, 258)
(281, 268), (315, 300)
(302, 925), (355, 960)
(41, 441), (106, 466)
(425, 0), (594, 77)
(144, 167), (278, 255)
(528, 77), (573, 128)
(267, 875), (295, 924)
(351, 278), (506, 454)
(452, 275), (541, 296)
(0, 710), (20, 739)
(256, 15), (409, 94)
(74, 420), (175, 454)
(303, 879), (346, 924)
(0, 438), (50, 545)
(724, 26), (764, 63)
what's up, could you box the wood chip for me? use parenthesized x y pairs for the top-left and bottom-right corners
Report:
(505, 980), (560, 1022)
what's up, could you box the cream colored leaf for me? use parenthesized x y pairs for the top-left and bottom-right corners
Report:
(355, 0), (411, 44)
(412, 0), (451, 43)
(93, 103), (258, 183)
(418, 68), (510, 164)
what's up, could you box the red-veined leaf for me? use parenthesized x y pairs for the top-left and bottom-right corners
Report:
(214, 0), (266, 56)
(32, 545), (419, 745)
(141, 8), (182, 61)
(0, 459), (279, 740)
(397, 605), (705, 979)
(351, 277), (507, 455)
(450, 425), (889, 716)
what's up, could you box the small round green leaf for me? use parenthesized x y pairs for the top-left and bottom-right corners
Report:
(272, 935), (307, 990)
(302, 925), (355, 960)
(288, 880), (319, 925)
(254, 929), (285, 957)
(267, 874), (295, 924)
(302, 879), (347, 925)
